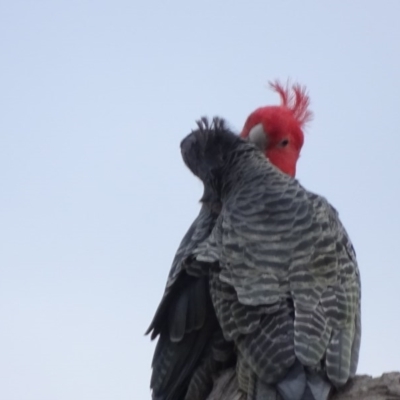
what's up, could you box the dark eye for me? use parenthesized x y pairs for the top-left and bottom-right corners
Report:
(280, 139), (289, 147)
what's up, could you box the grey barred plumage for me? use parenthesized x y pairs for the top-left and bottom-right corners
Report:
(147, 116), (361, 400)
(182, 117), (361, 400)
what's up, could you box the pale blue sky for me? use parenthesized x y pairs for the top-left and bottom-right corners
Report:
(1, 1), (399, 399)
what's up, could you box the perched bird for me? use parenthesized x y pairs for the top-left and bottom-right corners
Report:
(147, 82), (317, 400)
(181, 118), (361, 400)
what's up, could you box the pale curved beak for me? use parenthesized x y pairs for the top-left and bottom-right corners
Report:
(247, 123), (268, 151)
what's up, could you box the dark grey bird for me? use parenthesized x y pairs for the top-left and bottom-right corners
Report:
(146, 82), (317, 400)
(179, 117), (361, 400)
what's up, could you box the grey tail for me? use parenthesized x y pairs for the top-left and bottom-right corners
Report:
(276, 360), (306, 400)
(245, 360), (332, 400)
(276, 361), (332, 400)
(303, 371), (331, 400)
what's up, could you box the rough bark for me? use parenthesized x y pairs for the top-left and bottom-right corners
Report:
(206, 368), (400, 400)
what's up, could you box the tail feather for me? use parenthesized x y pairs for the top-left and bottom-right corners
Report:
(305, 372), (331, 400)
(249, 361), (332, 400)
(276, 361), (306, 400)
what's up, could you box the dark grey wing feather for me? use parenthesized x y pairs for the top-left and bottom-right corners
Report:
(151, 302), (218, 400)
(147, 205), (221, 400)
(146, 205), (217, 338)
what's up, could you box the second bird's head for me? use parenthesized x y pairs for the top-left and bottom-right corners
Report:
(241, 80), (313, 177)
